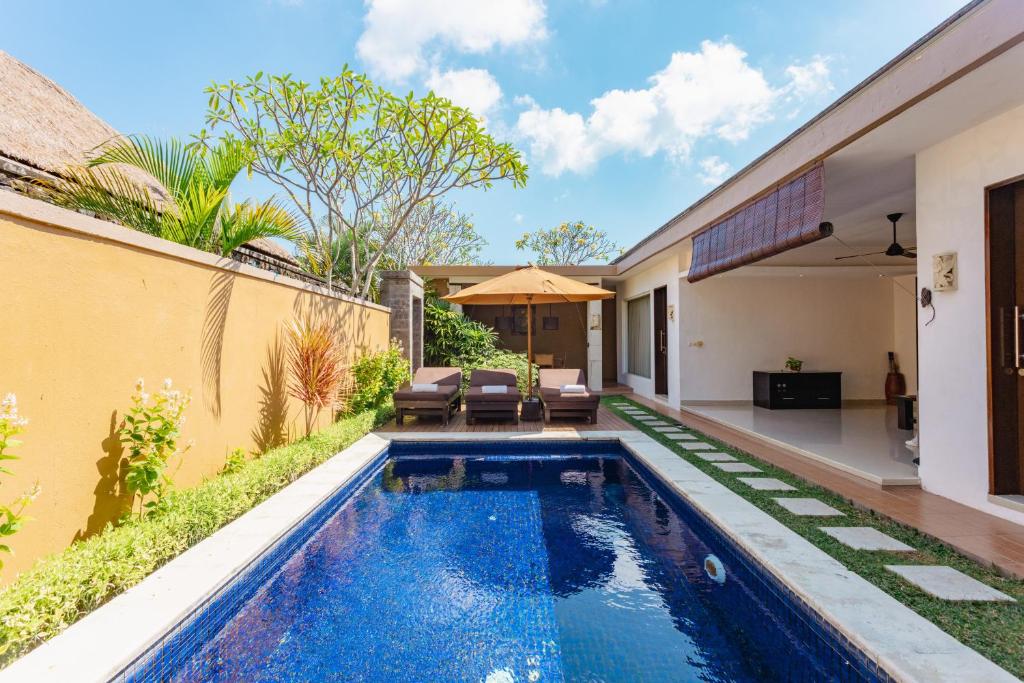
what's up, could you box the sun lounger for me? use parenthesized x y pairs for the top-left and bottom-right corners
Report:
(539, 369), (599, 423)
(465, 369), (522, 425)
(393, 367), (462, 426)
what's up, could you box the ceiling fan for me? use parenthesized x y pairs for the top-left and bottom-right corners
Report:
(834, 212), (916, 261)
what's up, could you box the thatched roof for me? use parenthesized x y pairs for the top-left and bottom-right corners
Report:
(246, 237), (300, 265)
(0, 49), (163, 196)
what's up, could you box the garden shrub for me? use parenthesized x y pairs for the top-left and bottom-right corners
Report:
(424, 301), (498, 366)
(348, 343), (410, 413)
(0, 405), (392, 665)
(423, 301), (538, 393)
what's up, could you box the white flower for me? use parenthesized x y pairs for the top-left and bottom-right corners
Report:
(163, 378), (173, 390)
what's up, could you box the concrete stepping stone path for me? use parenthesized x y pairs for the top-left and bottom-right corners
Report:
(712, 462), (762, 473)
(680, 442), (714, 451)
(773, 498), (844, 516)
(885, 565), (1015, 602)
(663, 433), (696, 441)
(820, 527), (915, 552)
(695, 452), (737, 462)
(737, 477), (797, 492)
(652, 426), (681, 433)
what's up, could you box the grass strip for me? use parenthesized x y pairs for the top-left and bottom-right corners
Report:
(0, 405), (392, 665)
(603, 397), (1024, 677)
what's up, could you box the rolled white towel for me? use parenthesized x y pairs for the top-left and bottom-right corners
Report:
(411, 383), (439, 392)
(481, 385), (508, 394)
(560, 384), (586, 394)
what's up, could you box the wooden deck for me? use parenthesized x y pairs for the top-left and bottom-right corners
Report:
(380, 405), (634, 432)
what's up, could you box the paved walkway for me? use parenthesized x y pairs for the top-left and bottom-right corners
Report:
(629, 395), (1024, 579)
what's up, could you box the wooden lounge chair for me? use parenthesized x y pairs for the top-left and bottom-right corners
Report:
(465, 369), (522, 425)
(538, 369), (599, 424)
(393, 367), (462, 426)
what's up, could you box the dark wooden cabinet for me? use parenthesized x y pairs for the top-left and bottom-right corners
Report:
(753, 371), (841, 409)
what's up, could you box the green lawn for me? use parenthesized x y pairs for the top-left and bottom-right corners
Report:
(602, 396), (1024, 678)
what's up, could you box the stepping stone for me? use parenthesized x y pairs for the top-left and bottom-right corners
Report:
(652, 426), (681, 433)
(885, 565), (1015, 602)
(640, 420), (669, 426)
(737, 477), (797, 492)
(712, 462), (762, 473)
(680, 442), (714, 451)
(664, 433), (696, 441)
(773, 498), (844, 517)
(820, 527), (915, 552)
(695, 452), (737, 462)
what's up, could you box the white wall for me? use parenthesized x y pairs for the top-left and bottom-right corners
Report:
(618, 254), (680, 406)
(677, 271), (900, 402)
(916, 102), (1024, 526)
(892, 275), (918, 394)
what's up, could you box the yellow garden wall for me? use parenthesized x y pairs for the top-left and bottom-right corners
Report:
(0, 193), (389, 582)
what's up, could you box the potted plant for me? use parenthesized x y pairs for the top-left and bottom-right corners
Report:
(784, 357), (803, 373)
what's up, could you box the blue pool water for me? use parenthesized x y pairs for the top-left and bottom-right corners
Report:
(124, 441), (882, 682)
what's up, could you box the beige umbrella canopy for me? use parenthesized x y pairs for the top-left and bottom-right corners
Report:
(444, 266), (615, 395)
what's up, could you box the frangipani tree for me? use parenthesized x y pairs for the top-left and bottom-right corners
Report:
(381, 200), (486, 268)
(202, 68), (526, 297)
(515, 220), (620, 265)
(39, 136), (302, 256)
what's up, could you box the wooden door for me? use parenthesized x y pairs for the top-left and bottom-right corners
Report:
(988, 179), (1024, 495)
(654, 286), (668, 395)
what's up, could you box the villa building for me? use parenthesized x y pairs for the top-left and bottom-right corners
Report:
(418, 0), (1024, 526)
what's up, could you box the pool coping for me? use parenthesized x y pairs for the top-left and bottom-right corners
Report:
(2, 430), (1016, 683)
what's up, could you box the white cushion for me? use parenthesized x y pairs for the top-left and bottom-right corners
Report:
(481, 385), (508, 394)
(411, 383), (439, 392)
(560, 384), (586, 393)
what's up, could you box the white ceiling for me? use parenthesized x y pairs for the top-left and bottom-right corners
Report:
(762, 39), (1024, 267)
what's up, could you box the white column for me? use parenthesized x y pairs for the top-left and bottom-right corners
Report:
(587, 299), (603, 391)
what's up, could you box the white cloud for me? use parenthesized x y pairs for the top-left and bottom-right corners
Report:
(516, 106), (599, 175)
(425, 68), (503, 121)
(514, 40), (832, 176)
(698, 156), (732, 186)
(513, 212), (524, 224)
(784, 56), (832, 100)
(357, 0), (547, 82)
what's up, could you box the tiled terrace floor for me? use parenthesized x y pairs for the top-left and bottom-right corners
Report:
(631, 395), (1024, 579)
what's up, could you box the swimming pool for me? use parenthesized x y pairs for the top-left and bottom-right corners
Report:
(121, 440), (882, 682)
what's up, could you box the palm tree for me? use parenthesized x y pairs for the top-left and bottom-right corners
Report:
(37, 136), (301, 256)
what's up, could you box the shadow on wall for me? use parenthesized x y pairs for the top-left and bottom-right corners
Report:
(201, 272), (235, 419)
(76, 410), (131, 541)
(291, 291), (377, 362)
(252, 332), (291, 452)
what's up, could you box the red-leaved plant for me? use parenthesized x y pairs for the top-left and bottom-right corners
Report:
(286, 319), (346, 435)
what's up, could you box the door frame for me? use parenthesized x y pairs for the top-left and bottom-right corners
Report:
(985, 173), (1024, 495)
(653, 286), (668, 395)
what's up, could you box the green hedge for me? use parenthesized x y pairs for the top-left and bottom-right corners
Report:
(0, 405), (392, 665)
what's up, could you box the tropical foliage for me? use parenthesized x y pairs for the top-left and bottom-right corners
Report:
(515, 220), (620, 265)
(37, 136), (302, 256)
(202, 68), (527, 296)
(0, 394), (38, 569)
(424, 302), (499, 366)
(423, 301), (536, 393)
(349, 343), (410, 413)
(285, 319), (346, 435)
(0, 405), (392, 664)
(383, 201), (487, 268)
(118, 378), (190, 519)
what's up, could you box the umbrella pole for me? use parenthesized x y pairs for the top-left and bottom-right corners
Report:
(527, 297), (533, 398)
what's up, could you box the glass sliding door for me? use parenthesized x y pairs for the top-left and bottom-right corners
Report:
(627, 294), (652, 378)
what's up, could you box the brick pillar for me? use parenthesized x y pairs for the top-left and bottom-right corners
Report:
(380, 270), (424, 372)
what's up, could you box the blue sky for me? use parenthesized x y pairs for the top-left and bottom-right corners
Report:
(6, 0), (965, 263)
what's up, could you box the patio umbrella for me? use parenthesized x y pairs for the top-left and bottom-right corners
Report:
(443, 265), (614, 396)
